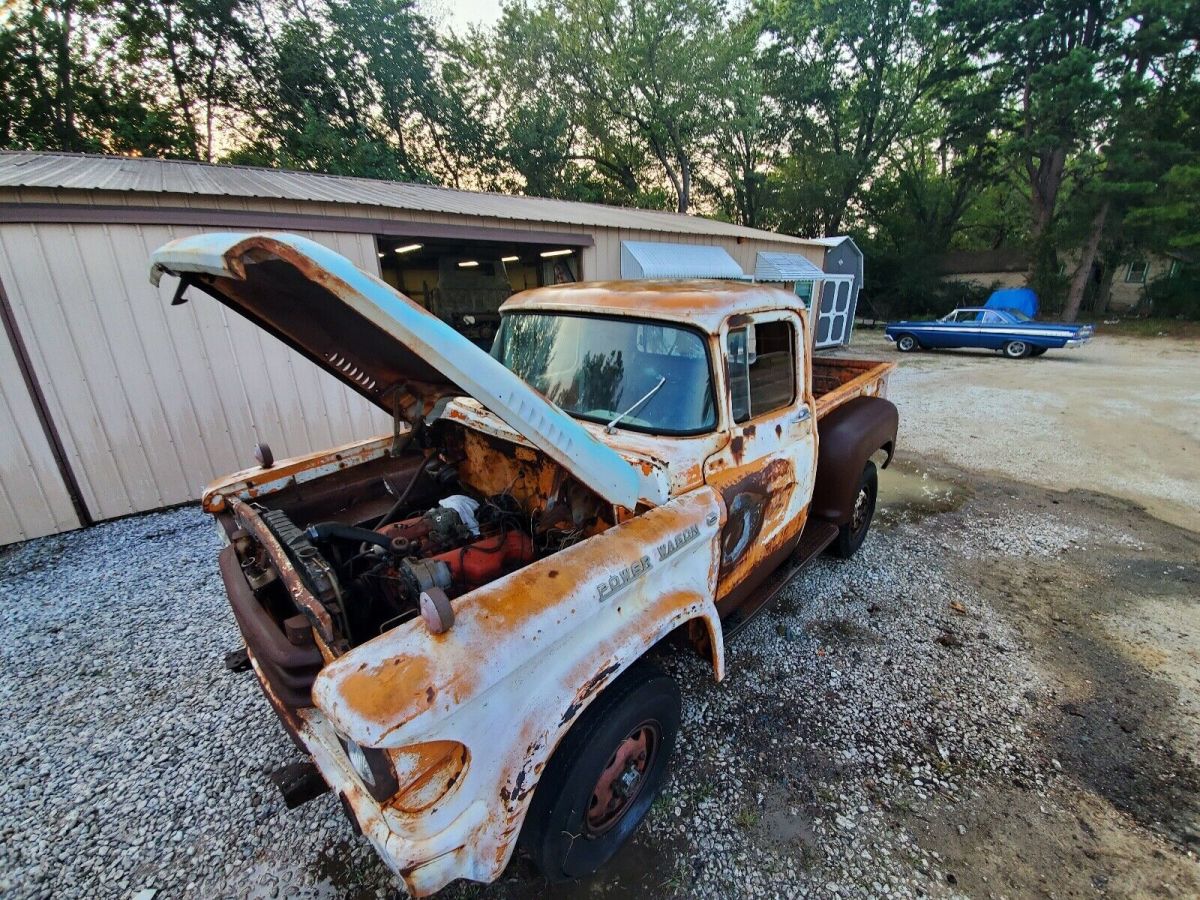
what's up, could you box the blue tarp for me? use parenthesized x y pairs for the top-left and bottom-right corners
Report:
(985, 287), (1039, 318)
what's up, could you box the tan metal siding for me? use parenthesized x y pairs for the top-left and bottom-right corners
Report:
(0, 222), (388, 525)
(0, 317), (81, 543)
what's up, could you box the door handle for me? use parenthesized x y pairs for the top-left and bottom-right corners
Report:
(793, 407), (812, 423)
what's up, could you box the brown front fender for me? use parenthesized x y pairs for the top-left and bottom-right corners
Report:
(811, 396), (898, 525)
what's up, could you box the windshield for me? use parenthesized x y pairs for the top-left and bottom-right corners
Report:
(492, 313), (716, 435)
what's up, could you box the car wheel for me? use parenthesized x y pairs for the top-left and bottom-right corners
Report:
(895, 333), (919, 352)
(1029, 347), (1048, 356)
(1003, 340), (1030, 359)
(520, 660), (680, 881)
(831, 461), (878, 559)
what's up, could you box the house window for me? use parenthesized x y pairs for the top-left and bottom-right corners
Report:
(794, 281), (813, 305)
(1125, 260), (1149, 283)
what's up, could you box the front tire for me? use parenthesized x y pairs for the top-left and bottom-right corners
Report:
(831, 461), (878, 559)
(520, 661), (680, 881)
(1003, 340), (1031, 359)
(895, 333), (919, 352)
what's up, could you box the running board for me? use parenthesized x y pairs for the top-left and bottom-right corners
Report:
(723, 520), (840, 637)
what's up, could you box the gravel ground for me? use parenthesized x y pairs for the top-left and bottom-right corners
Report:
(2, 333), (1198, 898)
(3, 458), (1196, 899)
(843, 331), (1200, 533)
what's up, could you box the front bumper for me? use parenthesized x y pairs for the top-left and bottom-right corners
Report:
(1065, 336), (1091, 348)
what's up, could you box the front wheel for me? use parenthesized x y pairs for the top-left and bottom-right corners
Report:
(1003, 340), (1031, 359)
(895, 333), (919, 352)
(831, 461), (878, 559)
(520, 661), (680, 881)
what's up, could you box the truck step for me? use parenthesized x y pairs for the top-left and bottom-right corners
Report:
(724, 520), (840, 637)
(270, 761), (330, 809)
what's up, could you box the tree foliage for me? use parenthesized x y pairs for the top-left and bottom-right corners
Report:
(1, 0), (1197, 317)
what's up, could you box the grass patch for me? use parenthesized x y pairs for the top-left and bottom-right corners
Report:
(735, 806), (761, 829)
(1096, 317), (1200, 339)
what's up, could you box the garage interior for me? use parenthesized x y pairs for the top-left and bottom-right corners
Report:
(377, 237), (581, 346)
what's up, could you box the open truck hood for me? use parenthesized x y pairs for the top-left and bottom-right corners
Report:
(149, 232), (665, 510)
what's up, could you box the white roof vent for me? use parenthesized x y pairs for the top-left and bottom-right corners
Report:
(620, 241), (747, 280)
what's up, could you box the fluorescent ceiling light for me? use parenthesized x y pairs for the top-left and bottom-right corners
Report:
(540, 249), (574, 258)
(458, 260), (479, 268)
(501, 255), (520, 263)
(395, 243), (423, 254)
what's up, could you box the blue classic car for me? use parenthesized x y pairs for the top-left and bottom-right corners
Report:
(885, 308), (1094, 359)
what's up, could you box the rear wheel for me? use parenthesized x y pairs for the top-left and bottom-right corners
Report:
(831, 461), (878, 559)
(895, 333), (919, 352)
(1003, 340), (1031, 359)
(520, 660), (680, 881)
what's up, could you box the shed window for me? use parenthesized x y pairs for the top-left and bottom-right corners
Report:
(1125, 260), (1148, 283)
(727, 320), (795, 424)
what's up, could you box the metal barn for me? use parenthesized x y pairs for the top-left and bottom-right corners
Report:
(0, 152), (862, 543)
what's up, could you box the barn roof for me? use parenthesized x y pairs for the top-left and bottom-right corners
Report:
(0, 151), (812, 246)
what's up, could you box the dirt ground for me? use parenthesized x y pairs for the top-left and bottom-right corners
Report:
(847, 331), (1200, 534)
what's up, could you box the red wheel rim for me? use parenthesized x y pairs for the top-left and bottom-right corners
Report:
(585, 721), (660, 835)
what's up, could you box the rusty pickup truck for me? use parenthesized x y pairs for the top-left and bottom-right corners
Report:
(149, 233), (898, 896)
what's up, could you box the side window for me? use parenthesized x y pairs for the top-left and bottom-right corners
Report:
(727, 328), (751, 423)
(981, 311), (1001, 324)
(726, 320), (796, 424)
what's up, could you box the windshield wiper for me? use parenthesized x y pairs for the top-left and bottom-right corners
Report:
(606, 376), (667, 434)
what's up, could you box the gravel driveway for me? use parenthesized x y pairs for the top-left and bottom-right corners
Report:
(2, 335), (1198, 899)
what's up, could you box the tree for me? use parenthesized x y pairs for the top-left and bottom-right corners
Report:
(112, 0), (259, 161)
(473, 0), (733, 213)
(940, 0), (1133, 306)
(230, 0), (488, 184)
(0, 0), (202, 155)
(759, 0), (968, 236)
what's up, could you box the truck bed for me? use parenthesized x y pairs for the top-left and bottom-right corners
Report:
(813, 356), (895, 418)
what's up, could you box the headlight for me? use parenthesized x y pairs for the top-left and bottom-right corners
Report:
(338, 737), (468, 810)
(339, 737), (400, 803)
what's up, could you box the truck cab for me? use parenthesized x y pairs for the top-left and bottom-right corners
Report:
(149, 233), (898, 896)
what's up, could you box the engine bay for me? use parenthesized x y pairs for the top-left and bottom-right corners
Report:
(225, 424), (614, 653)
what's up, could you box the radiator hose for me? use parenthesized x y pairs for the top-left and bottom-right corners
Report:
(306, 522), (392, 552)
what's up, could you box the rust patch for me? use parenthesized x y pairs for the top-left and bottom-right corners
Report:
(775, 423), (783, 437)
(558, 660), (622, 727)
(336, 655), (437, 723)
(547, 569), (559, 578)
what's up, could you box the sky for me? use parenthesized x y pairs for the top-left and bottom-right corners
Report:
(422, 0), (506, 33)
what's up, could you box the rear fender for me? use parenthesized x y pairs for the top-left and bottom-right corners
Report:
(811, 396), (899, 525)
(312, 487), (724, 884)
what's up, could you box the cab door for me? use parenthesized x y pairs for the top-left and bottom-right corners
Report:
(704, 310), (817, 619)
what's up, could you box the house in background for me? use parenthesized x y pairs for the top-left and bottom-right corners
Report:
(937, 248), (1181, 313)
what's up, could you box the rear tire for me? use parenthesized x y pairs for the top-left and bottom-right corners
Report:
(831, 461), (878, 559)
(895, 333), (919, 352)
(1003, 340), (1031, 359)
(520, 660), (680, 882)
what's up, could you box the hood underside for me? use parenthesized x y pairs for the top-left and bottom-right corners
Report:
(149, 232), (665, 510)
